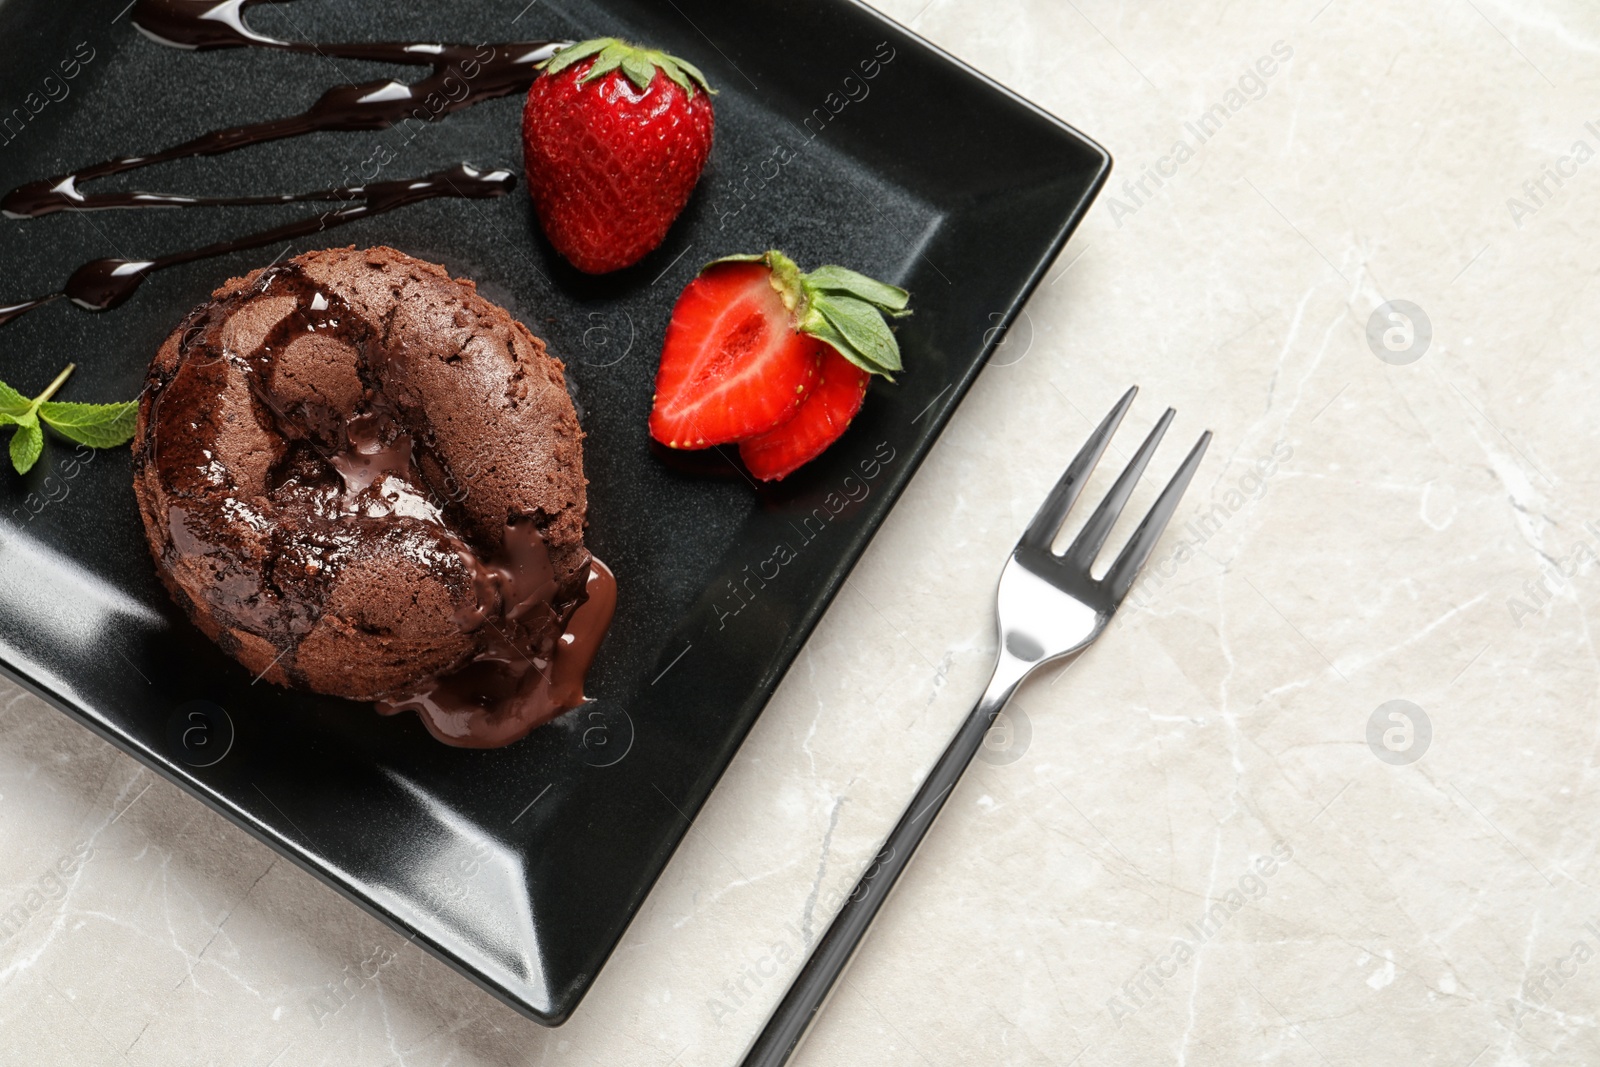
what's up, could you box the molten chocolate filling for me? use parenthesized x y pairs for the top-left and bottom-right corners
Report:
(378, 541), (618, 750)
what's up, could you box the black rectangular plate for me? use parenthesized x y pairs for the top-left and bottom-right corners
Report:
(0, 0), (1107, 1025)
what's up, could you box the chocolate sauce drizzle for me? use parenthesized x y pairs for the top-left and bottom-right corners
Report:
(0, 0), (566, 327)
(3, 0), (560, 217)
(0, 164), (514, 328)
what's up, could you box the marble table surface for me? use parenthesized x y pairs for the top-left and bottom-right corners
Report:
(4, 0), (1597, 1063)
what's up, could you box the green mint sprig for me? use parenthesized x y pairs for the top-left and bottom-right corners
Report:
(0, 363), (137, 475)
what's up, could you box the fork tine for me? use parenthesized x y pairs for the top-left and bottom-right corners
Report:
(1103, 430), (1213, 603)
(1062, 407), (1175, 568)
(1019, 386), (1138, 551)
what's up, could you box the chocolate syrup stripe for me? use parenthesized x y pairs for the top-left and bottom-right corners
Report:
(0, 164), (514, 327)
(2, 0), (562, 217)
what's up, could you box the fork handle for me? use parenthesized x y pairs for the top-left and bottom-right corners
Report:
(738, 652), (1034, 1067)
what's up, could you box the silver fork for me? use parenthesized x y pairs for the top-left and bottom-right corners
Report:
(739, 386), (1211, 1067)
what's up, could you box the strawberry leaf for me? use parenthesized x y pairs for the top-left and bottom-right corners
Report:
(655, 57), (694, 95)
(814, 294), (903, 377)
(39, 399), (138, 449)
(544, 37), (615, 78)
(8, 412), (42, 474)
(581, 41), (633, 84)
(555, 37), (716, 96)
(803, 315), (893, 382)
(620, 53), (658, 92)
(806, 266), (911, 314)
(705, 253), (768, 268)
(669, 55), (715, 95)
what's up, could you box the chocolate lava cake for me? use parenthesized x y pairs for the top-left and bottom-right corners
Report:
(132, 246), (591, 707)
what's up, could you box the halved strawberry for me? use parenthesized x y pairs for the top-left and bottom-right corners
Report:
(649, 251), (910, 460)
(649, 261), (823, 448)
(739, 349), (871, 481)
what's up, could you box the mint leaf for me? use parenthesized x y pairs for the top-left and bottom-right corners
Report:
(0, 378), (29, 416)
(806, 266), (911, 314)
(815, 294), (904, 376)
(0, 363), (137, 474)
(39, 400), (138, 449)
(8, 413), (42, 474)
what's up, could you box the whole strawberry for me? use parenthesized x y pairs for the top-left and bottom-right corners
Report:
(523, 38), (716, 274)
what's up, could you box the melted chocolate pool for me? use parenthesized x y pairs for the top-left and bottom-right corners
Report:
(379, 550), (619, 750)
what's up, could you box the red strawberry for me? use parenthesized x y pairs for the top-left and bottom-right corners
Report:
(649, 261), (823, 448)
(522, 38), (715, 274)
(739, 349), (871, 481)
(649, 250), (911, 477)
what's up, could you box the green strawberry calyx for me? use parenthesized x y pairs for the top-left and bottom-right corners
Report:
(545, 38), (716, 97)
(708, 251), (912, 381)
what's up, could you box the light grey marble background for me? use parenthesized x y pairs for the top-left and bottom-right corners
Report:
(4, 0), (1598, 1063)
